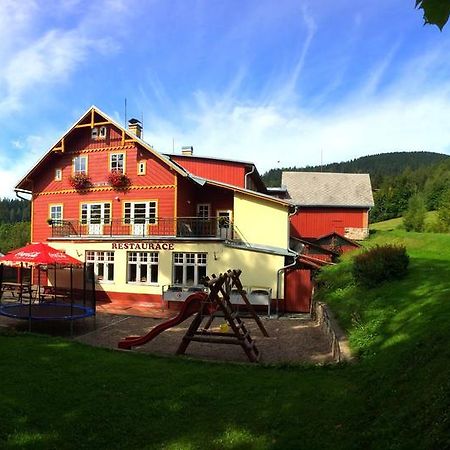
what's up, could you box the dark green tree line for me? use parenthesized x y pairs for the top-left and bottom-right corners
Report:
(0, 198), (30, 224)
(0, 222), (30, 254)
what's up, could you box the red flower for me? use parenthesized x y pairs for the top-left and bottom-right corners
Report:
(107, 171), (131, 190)
(69, 173), (92, 190)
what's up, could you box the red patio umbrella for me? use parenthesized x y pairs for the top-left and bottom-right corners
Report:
(0, 242), (82, 267)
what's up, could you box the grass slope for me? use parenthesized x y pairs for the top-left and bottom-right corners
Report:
(0, 227), (449, 449)
(371, 211), (437, 231)
(315, 228), (450, 448)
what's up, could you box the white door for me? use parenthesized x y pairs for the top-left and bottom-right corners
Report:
(132, 203), (148, 236)
(217, 210), (231, 239)
(88, 204), (102, 235)
(82, 203), (110, 235)
(125, 201), (157, 236)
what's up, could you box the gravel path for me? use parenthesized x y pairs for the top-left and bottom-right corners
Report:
(0, 311), (334, 364)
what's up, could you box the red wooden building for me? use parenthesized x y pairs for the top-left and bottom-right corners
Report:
(281, 172), (374, 241)
(13, 106), (372, 316)
(14, 106), (300, 314)
(167, 150), (267, 192)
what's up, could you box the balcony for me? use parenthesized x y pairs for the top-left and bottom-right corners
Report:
(50, 217), (233, 240)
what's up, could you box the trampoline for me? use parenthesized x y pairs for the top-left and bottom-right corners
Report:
(0, 242), (97, 335)
(0, 302), (95, 321)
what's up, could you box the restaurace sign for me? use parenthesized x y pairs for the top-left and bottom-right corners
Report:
(111, 242), (175, 250)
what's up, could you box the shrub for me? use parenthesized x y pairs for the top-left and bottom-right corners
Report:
(436, 188), (450, 232)
(353, 244), (409, 287)
(403, 193), (426, 232)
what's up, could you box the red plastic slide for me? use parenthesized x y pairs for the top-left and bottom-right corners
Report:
(118, 291), (209, 350)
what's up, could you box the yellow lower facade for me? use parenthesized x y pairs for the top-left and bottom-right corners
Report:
(48, 240), (286, 300)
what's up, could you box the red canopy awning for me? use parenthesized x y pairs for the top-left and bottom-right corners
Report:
(0, 243), (82, 267)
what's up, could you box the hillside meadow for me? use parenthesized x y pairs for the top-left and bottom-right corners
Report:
(0, 226), (449, 449)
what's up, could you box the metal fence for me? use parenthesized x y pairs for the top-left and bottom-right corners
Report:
(51, 217), (233, 239)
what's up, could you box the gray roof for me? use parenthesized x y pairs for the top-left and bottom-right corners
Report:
(281, 172), (374, 208)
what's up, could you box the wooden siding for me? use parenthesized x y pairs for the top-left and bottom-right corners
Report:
(32, 187), (176, 242)
(171, 156), (247, 187)
(33, 126), (175, 194)
(176, 177), (234, 218)
(290, 207), (368, 239)
(31, 124), (177, 242)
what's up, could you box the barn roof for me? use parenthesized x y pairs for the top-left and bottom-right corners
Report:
(281, 171), (374, 208)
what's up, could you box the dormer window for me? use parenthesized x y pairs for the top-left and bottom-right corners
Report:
(91, 127), (99, 139)
(55, 168), (62, 181)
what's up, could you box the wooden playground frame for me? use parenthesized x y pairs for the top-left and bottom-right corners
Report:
(176, 269), (269, 362)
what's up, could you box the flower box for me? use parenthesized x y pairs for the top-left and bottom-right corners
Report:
(69, 173), (92, 190)
(107, 171), (131, 190)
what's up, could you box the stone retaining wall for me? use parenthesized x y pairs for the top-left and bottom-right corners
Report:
(313, 301), (353, 363)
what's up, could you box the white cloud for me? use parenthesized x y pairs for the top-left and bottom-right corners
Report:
(2, 31), (100, 111)
(0, 133), (58, 198)
(145, 84), (450, 174)
(0, 0), (123, 113)
(0, 0), (127, 197)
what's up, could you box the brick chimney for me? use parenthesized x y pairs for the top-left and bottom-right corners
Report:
(181, 146), (193, 156)
(128, 118), (142, 139)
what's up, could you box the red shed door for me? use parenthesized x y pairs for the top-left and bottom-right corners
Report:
(284, 269), (312, 313)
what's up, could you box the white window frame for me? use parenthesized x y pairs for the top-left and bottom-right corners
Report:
(86, 251), (115, 283)
(55, 168), (62, 181)
(137, 161), (146, 175)
(81, 203), (111, 225)
(49, 204), (63, 224)
(127, 252), (159, 285)
(124, 201), (157, 225)
(99, 126), (107, 139)
(197, 203), (210, 219)
(110, 153), (125, 174)
(73, 155), (88, 174)
(91, 127), (99, 139)
(173, 252), (207, 286)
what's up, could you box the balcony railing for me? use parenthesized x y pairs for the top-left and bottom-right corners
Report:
(50, 217), (233, 239)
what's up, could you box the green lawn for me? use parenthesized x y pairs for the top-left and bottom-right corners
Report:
(371, 210), (437, 231)
(1, 227), (449, 449)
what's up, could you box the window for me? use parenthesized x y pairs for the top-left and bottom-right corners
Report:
(73, 156), (87, 174)
(127, 252), (159, 284)
(137, 161), (146, 175)
(81, 203), (111, 225)
(49, 205), (63, 223)
(91, 127), (98, 139)
(173, 253), (207, 286)
(86, 251), (115, 282)
(124, 201), (157, 225)
(110, 153), (125, 173)
(197, 204), (210, 219)
(55, 168), (62, 181)
(99, 126), (107, 139)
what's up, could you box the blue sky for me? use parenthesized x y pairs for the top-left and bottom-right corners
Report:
(1, 0), (450, 197)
